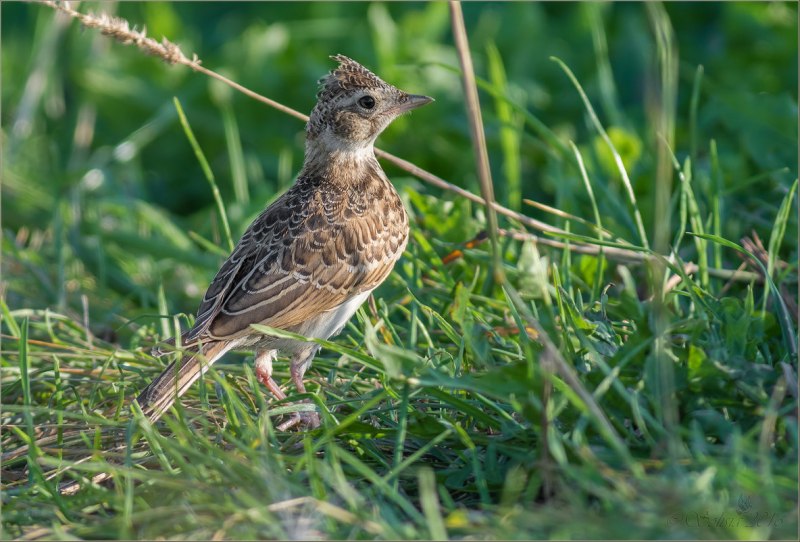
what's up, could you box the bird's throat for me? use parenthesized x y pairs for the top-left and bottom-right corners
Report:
(302, 133), (381, 184)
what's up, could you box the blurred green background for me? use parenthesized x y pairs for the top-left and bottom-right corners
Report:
(2, 2), (797, 540)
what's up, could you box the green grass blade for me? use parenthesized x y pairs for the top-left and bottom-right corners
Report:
(419, 467), (448, 540)
(1, 297), (22, 337)
(710, 139), (723, 271)
(486, 41), (522, 211)
(173, 97), (235, 252)
(586, 3), (623, 128)
(689, 65), (704, 163)
(221, 103), (250, 206)
(551, 56), (650, 250)
(765, 178), (798, 307)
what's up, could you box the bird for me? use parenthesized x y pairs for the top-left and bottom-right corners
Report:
(135, 55), (432, 430)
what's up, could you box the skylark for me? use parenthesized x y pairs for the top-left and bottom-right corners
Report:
(136, 55), (432, 429)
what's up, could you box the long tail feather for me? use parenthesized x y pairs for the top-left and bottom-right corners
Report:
(135, 340), (231, 422)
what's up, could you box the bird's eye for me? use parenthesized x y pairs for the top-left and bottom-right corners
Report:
(358, 95), (376, 109)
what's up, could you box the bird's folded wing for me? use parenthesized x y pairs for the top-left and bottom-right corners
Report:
(183, 196), (406, 344)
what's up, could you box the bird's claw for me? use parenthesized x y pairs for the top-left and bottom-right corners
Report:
(276, 408), (320, 431)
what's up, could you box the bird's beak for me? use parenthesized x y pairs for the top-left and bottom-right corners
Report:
(394, 94), (434, 114)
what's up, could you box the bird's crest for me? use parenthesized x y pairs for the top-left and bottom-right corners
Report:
(317, 55), (391, 101)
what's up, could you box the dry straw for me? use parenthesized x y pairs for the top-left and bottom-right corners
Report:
(449, 0), (503, 282)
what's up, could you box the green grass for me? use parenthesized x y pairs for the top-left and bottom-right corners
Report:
(2, 2), (798, 540)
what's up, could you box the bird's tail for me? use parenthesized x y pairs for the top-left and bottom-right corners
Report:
(135, 340), (232, 422)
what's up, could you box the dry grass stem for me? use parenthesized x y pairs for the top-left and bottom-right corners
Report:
(449, 0), (503, 282)
(498, 229), (762, 282)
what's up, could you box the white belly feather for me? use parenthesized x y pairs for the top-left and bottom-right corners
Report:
(295, 290), (373, 340)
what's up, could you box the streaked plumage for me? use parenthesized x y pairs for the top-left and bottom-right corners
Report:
(136, 55), (432, 428)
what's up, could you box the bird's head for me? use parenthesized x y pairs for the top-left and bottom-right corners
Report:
(306, 55), (432, 158)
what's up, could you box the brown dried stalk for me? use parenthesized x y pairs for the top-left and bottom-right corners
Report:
(449, 0), (503, 282)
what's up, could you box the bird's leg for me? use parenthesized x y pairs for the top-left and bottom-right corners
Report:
(257, 371), (288, 401)
(277, 345), (321, 431)
(255, 349), (307, 430)
(254, 349), (287, 400)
